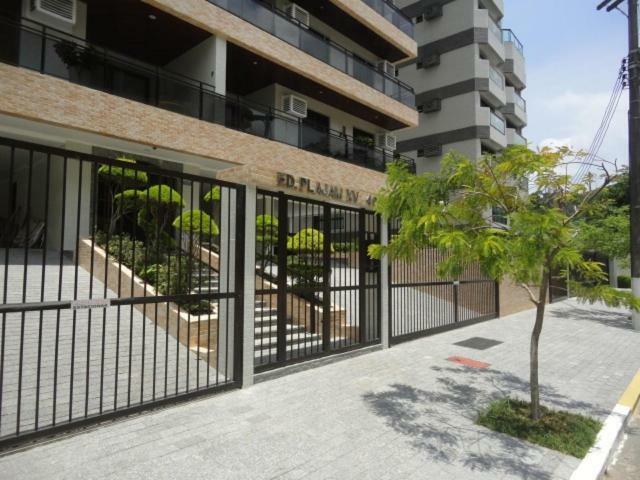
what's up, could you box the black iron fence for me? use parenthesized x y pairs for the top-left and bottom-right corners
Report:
(0, 15), (415, 174)
(388, 221), (498, 343)
(254, 191), (381, 370)
(0, 137), (245, 446)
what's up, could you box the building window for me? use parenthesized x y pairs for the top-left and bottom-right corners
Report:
(415, 14), (424, 23)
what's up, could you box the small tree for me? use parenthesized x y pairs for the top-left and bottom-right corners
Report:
(370, 146), (640, 420)
(97, 157), (148, 235)
(137, 185), (185, 253)
(256, 214), (279, 270)
(287, 228), (333, 285)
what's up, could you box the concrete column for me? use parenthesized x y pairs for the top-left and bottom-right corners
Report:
(214, 36), (227, 96)
(241, 185), (257, 387)
(218, 187), (236, 379)
(380, 220), (390, 349)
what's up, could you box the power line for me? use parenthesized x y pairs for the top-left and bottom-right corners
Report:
(571, 59), (627, 184)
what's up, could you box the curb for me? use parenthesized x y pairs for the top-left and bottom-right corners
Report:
(570, 369), (640, 480)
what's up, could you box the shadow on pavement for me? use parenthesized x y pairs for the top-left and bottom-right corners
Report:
(362, 364), (605, 479)
(549, 305), (635, 331)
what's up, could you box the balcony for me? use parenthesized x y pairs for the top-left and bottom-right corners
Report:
(0, 16), (415, 174)
(206, 0), (415, 108)
(477, 107), (507, 150)
(473, 10), (505, 64)
(503, 87), (527, 127)
(502, 29), (526, 89)
(361, 0), (414, 37)
(507, 128), (526, 146)
(477, 59), (506, 108)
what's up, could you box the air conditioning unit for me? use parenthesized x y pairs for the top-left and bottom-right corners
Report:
(377, 60), (397, 77)
(422, 98), (442, 113)
(282, 94), (308, 119)
(285, 3), (310, 27)
(376, 133), (397, 151)
(423, 4), (443, 20)
(417, 53), (440, 69)
(29, 0), (77, 25)
(420, 144), (443, 157)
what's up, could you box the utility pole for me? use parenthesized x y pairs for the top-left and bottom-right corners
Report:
(629, 0), (640, 331)
(599, 0), (640, 330)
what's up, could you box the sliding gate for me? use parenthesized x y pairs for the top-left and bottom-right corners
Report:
(389, 222), (498, 344)
(254, 190), (381, 370)
(0, 138), (245, 447)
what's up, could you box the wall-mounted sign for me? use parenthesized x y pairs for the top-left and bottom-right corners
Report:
(276, 172), (376, 206)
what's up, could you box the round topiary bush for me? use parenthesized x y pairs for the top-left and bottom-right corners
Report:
(97, 157), (148, 188)
(172, 210), (220, 237)
(287, 228), (333, 253)
(203, 185), (221, 202)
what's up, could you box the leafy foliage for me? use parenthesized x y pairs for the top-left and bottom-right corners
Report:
(287, 228), (333, 253)
(172, 210), (220, 237)
(203, 185), (221, 202)
(618, 275), (631, 289)
(139, 257), (193, 297)
(332, 241), (358, 253)
(97, 157), (148, 188)
(575, 206), (630, 261)
(143, 185), (185, 208)
(477, 398), (601, 458)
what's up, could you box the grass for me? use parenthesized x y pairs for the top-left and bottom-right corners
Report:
(476, 398), (602, 458)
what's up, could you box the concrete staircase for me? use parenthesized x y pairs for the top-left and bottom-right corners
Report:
(253, 299), (323, 366)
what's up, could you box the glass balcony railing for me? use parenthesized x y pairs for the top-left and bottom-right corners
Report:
(489, 66), (504, 89)
(490, 112), (506, 134)
(361, 0), (414, 37)
(0, 16), (415, 174)
(514, 92), (526, 111)
(501, 29), (524, 55)
(207, 0), (415, 107)
(489, 20), (502, 41)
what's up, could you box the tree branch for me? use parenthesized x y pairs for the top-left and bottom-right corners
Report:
(519, 283), (540, 306)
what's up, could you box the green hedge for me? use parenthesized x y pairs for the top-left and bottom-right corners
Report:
(617, 275), (631, 288)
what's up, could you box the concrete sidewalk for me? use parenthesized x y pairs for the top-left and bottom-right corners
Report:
(1, 299), (639, 480)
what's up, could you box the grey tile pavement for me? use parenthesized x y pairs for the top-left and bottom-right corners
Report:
(0, 299), (639, 479)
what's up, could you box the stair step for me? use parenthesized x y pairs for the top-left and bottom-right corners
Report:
(253, 340), (323, 356)
(254, 324), (306, 336)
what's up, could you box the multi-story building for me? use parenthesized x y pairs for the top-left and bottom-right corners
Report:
(394, 0), (527, 173)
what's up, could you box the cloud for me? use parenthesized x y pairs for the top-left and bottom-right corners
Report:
(528, 89), (628, 168)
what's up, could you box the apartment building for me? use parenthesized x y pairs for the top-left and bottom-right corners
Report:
(395, 0), (527, 173)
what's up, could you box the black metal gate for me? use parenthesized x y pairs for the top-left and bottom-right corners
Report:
(0, 137), (245, 447)
(254, 191), (381, 370)
(389, 222), (498, 344)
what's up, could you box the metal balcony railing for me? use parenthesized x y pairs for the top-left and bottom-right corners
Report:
(207, 0), (415, 107)
(501, 29), (524, 55)
(514, 92), (527, 111)
(490, 112), (506, 134)
(361, 0), (414, 37)
(0, 16), (415, 174)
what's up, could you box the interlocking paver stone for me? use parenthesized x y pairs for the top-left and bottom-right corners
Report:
(0, 299), (639, 480)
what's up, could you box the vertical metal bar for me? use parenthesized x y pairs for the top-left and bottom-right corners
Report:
(68, 158), (83, 422)
(52, 156), (66, 425)
(233, 186), (246, 384)
(494, 280), (500, 318)
(358, 210), (366, 345)
(35, 153), (51, 429)
(84, 160), (97, 418)
(276, 192), (288, 362)
(0, 146), (15, 435)
(40, 26), (46, 74)
(322, 204), (331, 352)
(453, 281), (459, 323)
(16, 150), (33, 434)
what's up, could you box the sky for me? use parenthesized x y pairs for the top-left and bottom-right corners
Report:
(505, 0), (629, 169)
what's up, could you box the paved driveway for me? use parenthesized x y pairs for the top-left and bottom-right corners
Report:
(1, 299), (639, 480)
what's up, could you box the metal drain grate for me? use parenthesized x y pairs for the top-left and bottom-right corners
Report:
(454, 337), (503, 350)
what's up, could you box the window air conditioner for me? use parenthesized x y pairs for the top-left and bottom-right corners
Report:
(285, 4), (310, 27)
(30, 0), (77, 25)
(282, 94), (308, 119)
(376, 133), (397, 151)
(424, 4), (443, 20)
(377, 60), (397, 77)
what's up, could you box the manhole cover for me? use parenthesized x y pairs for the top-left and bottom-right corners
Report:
(454, 337), (503, 350)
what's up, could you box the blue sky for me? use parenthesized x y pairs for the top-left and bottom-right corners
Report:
(505, 0), (629, 167)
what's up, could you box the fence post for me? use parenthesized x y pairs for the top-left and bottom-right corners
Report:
(241, 185), (257, 388)
(380, 221), (390, 348)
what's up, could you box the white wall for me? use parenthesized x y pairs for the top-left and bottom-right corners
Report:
(165, 36), (218, 89)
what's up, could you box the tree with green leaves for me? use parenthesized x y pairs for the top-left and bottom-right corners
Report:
(287, 228), (332, 286)
(137, 185), (184, 253)
(97, 157), (148, 235)
(370, 145), (639, 420)
(256, 214), (279, 270)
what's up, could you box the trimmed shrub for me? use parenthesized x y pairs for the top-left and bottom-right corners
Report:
(617, 275), (631, 289)
(172, 210), (220, 237)
(143, 185), (185, 208)
(287, 228), (333, 253)
(97, 157), (148, 188)
(332, 241), (358, 253)
(203, 185), (221, 202)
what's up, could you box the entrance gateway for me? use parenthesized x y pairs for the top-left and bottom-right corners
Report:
(0, 137), (499, 448)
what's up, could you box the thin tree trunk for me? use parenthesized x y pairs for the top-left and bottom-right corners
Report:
(530, 268), (550, 420)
